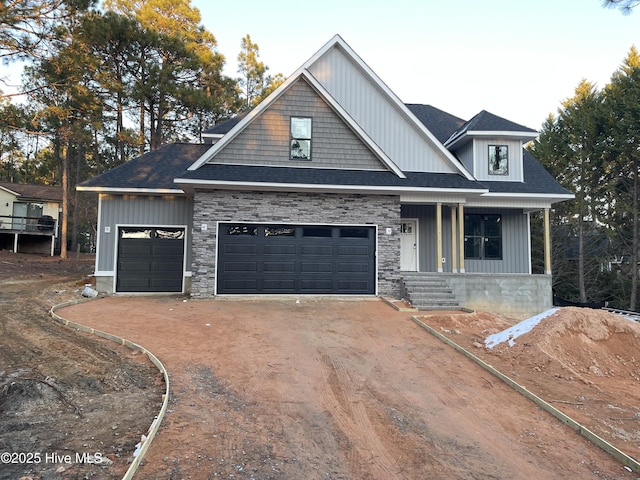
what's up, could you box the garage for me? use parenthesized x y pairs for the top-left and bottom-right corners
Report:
(116, 226), (185, 293)
(217, 223), (376, 294)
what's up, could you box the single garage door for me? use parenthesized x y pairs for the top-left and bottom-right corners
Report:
(116, 227), (185, 293)
(217, 223), (376, 294)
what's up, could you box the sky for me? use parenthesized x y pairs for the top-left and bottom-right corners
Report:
(2, 0), (638, 131)
(192, 0), (639, 130)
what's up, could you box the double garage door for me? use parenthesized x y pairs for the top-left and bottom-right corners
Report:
(217, 223), (376, 294)
(116, 227), (185, 293)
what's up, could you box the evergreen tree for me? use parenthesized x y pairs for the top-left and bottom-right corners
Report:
(603, 46), (640, 309)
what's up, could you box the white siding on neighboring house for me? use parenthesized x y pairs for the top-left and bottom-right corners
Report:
(308, 46), (459, 174)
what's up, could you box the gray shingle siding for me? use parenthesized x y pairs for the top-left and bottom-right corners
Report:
(211, 78), (386, 170)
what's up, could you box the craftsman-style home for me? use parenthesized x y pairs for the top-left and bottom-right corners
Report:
(78, 35), (573, 318)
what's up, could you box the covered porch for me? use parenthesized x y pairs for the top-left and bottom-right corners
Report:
(399, 200), (554, 319)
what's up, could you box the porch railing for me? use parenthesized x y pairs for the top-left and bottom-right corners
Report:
(0, 214), (57, 234)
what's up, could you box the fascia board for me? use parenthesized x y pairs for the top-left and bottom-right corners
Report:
(174, 177), (488, 196)
(314, 36), (475, 181)
(302, 72), (406, 178)
(446, 130), (538, 149)
(0, 185), (20, 197)
(76, 186), (185, 195)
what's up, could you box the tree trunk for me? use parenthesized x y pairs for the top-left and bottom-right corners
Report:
(578, 216), (587, 303)
(60, 141), (69, 259)
(630, 156), (639, 310)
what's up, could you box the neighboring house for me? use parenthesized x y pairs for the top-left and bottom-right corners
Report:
(77, 35), (573, 318)
(0, 182), (61, 255)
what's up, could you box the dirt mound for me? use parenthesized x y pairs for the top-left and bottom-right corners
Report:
(488, 307), (640, 387)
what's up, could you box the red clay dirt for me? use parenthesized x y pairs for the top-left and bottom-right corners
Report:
(57, 295), (640, 480)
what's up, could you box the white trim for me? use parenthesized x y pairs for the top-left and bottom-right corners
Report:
(95, 195), (104, 276)
(526, 211), (532, 275)
(175, 177), (488, 196)
(77, 186), (185, 195)
(213, 220), (379, 296)
(113, 223), (188, 295)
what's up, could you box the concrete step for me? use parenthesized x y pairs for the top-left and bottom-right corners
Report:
(400, 274), (460, 311)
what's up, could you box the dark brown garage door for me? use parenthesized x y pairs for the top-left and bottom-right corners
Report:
(217, 223), (376, 294)
(116, 227), (185, 293)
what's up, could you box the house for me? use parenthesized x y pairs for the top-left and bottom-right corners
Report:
(77, 35), (573, 318)
(0, 181), (61, 255)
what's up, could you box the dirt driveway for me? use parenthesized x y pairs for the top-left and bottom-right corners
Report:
(58, 296), (636, 480)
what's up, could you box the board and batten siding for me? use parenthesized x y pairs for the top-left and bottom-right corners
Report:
(211, 78), (386, 171)
(96, 194), (193, 273)
(308, 46), (458, 174)
(401, 205), (530, 274)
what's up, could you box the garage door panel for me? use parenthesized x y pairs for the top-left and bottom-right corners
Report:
(223, 261), (258, 272)
(263, 279), (296, 291)
(300, 262), (333, 273)
(301, 245), (333, 256)
(116, 227), (185, 293)
(224, 244), (258, 255)
(300, 278), (334, 291)
(337, 280), (371, 291)
(338, 245), (371, 256)
(264, 244), (296, 255)
(337, 262), (370, 273)
(221, 279), (258, 291)
(217, 224), (375, 294)
(263, 262), (295, 272)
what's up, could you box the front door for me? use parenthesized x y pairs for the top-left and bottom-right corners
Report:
(400, 220), (417, 271)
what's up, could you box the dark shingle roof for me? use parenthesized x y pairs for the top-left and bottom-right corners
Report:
(480, 150), (573, 196)
(177, 164), (483, 191)
(456, 110), (537, 135)
(203, 110), (252, 136)
(77, 143), (211, 191)
(405, 104), (466, 144)
(0, 182), (62, 202)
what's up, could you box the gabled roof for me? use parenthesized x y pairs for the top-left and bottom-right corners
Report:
(0, 182), (62, 202)
(189, 69), (406, 178)
(77, 143), (211, 193)
(445, 110), (538, 149)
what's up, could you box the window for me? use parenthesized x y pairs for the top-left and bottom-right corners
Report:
(488, 145), (508, 175)
(464, 214), (502, 259)
(290, 117), (312, 160)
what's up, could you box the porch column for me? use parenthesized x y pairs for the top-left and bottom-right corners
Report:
(436, 202), (443, 273)
(451, 206), (458, 273)
(13, 233), (18, 253)
(544, 207), (552, 275)
(458, 203), (465, 273)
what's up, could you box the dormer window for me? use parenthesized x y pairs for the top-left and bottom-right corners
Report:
(488, 145), (508, 175)
(290, 117), (312, 160)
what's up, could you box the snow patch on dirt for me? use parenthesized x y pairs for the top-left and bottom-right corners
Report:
(485, 308), (559, 348)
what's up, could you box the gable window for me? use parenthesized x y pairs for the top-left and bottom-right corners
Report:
(290, 117), (312, 160)
(464, 214), (502, 260)
(488, 145), (508, 175)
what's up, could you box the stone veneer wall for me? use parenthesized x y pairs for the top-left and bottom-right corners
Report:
(191, 190), (401, 298)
